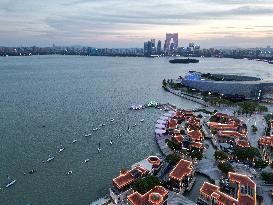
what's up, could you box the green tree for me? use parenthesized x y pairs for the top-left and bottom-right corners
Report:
(214, 150), (228, 161)
(254, 159), (268, 169)
(217, 162), (234, 175)
(190, 149), (203, 160)
(132, 175), (161, 194)
(166, 154), (181, 165)
(261, 172), (273, 184)
(234, 147), (261, 161)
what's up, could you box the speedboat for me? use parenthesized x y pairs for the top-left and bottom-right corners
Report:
(59, 147), (65, 153)
(98, 147), (101, 153)
(29, 169), (37, 174)
(6, 179), (16, 188)
(93, 128), (98, 131)
(85, 133), (92, 137)
(67, 170), (73, 175)
(46, 156), (55, 162)
(100, 124), (106, 127)
(72, 139), (77, 143)
(84, 159), (90, 163)
(110, 119), (114, 122)
(140, 119), (145, 122)
(110, 140), (113, 145)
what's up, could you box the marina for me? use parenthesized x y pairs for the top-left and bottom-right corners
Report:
(1, 56), (273, 205)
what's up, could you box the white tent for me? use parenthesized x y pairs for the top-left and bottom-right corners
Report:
(155, 129), (166, 135)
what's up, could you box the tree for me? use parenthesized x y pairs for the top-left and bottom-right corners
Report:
(261, 172), (273, 184)
(214, 150), (228, 161)
(234, 147), (261, 161)
(251, 125), (258, 133)
(165, 139), (181, 151)
(254, 159), (268, 169)
(132, 175), (161, 194)
(166, 154), (181, 165)
(217, 162), (234, 175)
(190, 149), (203, 160)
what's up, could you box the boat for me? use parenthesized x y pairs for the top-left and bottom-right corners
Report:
(67, 170), (73, 175)
(169, 58), (199, 64)
(268, 61), (273, 64)
(100, 123), (106, 127)
(84, 159), (90, 163)
(93, 128), (98, 131)
(5, 179), (16, 188)
(84, 133), (92, 137)
(72, 139), (77, 143)
(59, 147), (65, 153)
(140, 119), (145, 122)
(29, 169), (37, 174)
(110, 119), (114, 122)
(110, 140), (113, 145)
(46, 156), (55, 162)
(98, 147), (101, 153)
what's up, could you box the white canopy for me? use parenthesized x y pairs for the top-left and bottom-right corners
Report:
(155, 124), (166, 129)
(155, 129), (166, 134)
(157, 120), (167, 124)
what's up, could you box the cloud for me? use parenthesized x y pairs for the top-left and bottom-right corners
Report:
(0, 0), (273, 47)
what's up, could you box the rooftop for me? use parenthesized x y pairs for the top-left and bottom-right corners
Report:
(218, 130), (246, 138)
(127, 186), (168, 205)
(169, 159), (193, 181)
(200, 172), (256, 205)
(259, 135), (273, 147)
(113, 166), (148, 190)
(188, 130), (203, 142)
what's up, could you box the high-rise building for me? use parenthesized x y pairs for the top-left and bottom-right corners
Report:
(144, 40), (153, 56)
(157, 40), (162, 55)
(144, 42), (149, 56)
(164, 33), (178, 55)
(151, 39), (156, 55)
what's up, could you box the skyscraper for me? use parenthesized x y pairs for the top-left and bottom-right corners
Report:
(157, 40), (162, 55)
(151, 39), (156, 55)
(164, 33), (178, 56)
(144, 40), (152, 56)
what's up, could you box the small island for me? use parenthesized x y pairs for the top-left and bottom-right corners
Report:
(169, 58), (199, 64)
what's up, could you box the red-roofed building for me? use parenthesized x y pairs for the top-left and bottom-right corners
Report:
(235, 138), (250, 148)
(187, 116), (200, 128)
(207, 122), (238, 131)
(110, 166), (148, 204)
(217, 130), (246, 143)
(188, 130), (203, 142)
(258, 135), (273, 164)
(182, 110), (194, 117)
(172, 134), (184, 144)
(189, 142), (204, 151)
(168, 118), (178, 130)
(169, 159), (194, 192)
(127, 186), (168, 205)
(198, 172), (256, 205)
(175, 110), (184, 120)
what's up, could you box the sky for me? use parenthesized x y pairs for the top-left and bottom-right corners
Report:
(0, 0), (273, 48)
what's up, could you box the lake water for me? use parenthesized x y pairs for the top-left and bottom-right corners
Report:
(0, 56), (272, 205)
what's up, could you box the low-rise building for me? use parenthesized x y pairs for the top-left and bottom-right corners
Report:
(131, 156), (162, 173)
(169, 159), (194, 192)
(198, 172), (256, 205)
(258, 135), (273, 164)
(110, 166), (148, 204)
(127, 186), (168, 205)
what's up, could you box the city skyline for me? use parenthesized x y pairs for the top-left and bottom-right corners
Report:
(1, 0), (273, 48)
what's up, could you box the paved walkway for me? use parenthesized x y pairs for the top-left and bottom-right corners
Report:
(168, 191), (196, 205)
